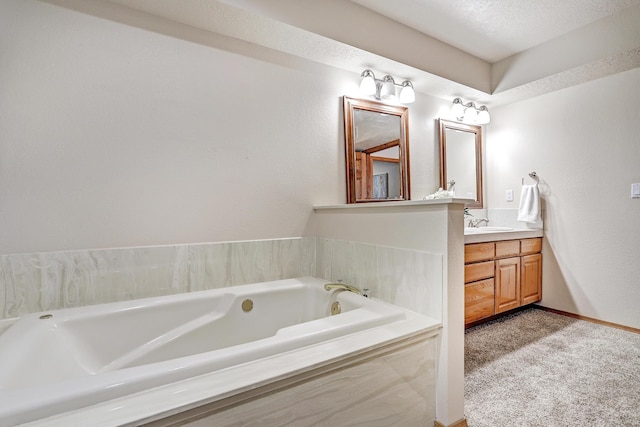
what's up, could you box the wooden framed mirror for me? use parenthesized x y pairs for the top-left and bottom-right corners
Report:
(438, 118), (484, 208)
(343, 96), (410, 203)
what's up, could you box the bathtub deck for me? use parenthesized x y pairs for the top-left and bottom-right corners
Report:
(19, 311), (440, 426)
(0, 277), (441, 426)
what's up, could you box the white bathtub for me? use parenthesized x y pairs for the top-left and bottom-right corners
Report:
(0, 277), (440, 426)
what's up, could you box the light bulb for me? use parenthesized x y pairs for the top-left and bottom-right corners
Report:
(359, 70), (376, 96)
(399, 81), (415, 103)
(451, 98), (464, 119)
(380, 75), (396, 99)
(477, 106), (490, 124)
(463, 106), (477, 123)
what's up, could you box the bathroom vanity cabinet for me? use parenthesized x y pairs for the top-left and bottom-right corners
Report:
(464, 237), (542, 326)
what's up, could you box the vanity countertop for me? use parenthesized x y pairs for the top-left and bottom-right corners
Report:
(314, 198), (474, 210)
(464, 228), (543, 244)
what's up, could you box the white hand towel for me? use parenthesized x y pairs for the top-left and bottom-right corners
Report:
(517, 185), (541, 223)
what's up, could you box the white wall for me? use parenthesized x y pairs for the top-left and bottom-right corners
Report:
(486, 67), (640, 329)
(0, 0), (446, 255)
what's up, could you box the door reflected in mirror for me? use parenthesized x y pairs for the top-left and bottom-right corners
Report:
(343, 97), (410, 203)
(438, 119), (484, 208)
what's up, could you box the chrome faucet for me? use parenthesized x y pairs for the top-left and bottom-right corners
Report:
(324, 282), (369, 297)
(468, 218), (489, 228)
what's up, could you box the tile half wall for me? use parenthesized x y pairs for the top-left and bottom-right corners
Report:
(0, 238), (442, 321)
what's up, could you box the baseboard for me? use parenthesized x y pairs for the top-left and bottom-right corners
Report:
(435, 418), (468, 427)
(533, 305), (640, 334)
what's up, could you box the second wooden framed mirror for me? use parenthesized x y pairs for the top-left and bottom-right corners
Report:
(438, 118), (484, 208)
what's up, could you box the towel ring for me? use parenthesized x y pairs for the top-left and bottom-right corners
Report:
(522, 171), (539, 185)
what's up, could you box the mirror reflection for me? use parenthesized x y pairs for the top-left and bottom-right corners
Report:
(343, 97), (410, 203)
(438, 119), (483, 208)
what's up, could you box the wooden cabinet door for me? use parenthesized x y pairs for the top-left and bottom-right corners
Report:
(495, 257), (520, 314)
(465, 278), (495, 324)
(521, 253), (542, 305)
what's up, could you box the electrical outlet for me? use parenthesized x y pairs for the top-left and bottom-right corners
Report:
(632, 183), (640, 198)
(505, 189), (514, 202)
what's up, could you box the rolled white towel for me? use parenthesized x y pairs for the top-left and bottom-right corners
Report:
(517, 185), (541, 223)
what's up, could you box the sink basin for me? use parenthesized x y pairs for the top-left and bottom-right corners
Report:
(464, 226), (514, 234)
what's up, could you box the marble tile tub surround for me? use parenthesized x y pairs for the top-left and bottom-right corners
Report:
(0, 236), (442, 322)
(316, 238), (443, 321)
(0, 238), (315, 320)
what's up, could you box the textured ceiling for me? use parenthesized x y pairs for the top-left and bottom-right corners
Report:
(351, 0), (640, 62)
(354, 109), (400, 151)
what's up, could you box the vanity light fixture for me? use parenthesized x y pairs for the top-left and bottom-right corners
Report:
(359, 69), (415, 104)
(451, 97), (490, 124)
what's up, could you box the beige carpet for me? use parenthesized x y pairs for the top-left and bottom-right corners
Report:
(464, 308), (640, 427)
